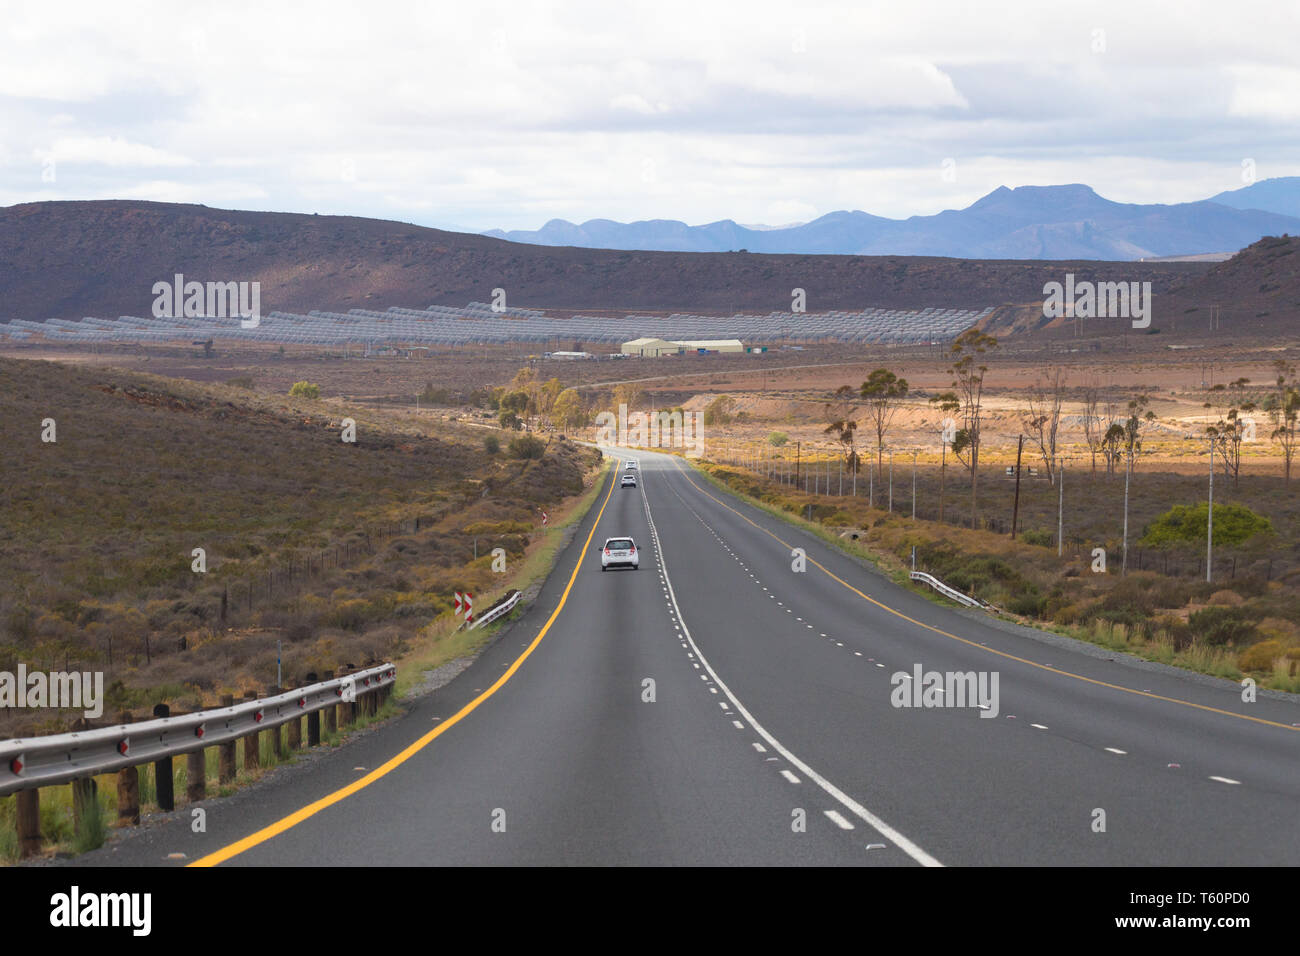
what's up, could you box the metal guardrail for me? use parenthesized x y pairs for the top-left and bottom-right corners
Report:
(0, 663), (395, 796)
(469, 589), (521, 630)
(909, 571), (988, 610)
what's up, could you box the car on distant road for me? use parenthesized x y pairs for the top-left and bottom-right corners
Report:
(601, 537), (639, 571)
(624, 459), (638, 470)
(621, 473), (637, 488)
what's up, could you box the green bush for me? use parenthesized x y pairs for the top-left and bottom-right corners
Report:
(1020, 528), (1054, 548)
(508, 435), (546, 460)
(483, 435), (501, 455)
(1007, 592), (1046, 617)
(1140, 502), (1272, 548)
(289, 381), (321, 399)
(1188, 605), (1257, 646)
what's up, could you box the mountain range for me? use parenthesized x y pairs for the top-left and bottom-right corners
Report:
(484, 178), (1300, 261)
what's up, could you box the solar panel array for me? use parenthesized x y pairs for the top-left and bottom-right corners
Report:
(0, 302), (990, 347)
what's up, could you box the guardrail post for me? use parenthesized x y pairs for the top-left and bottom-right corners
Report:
(362, 670), (375, 717)
(218, 694), (237, 783)
(242, 691), (260, 772)
(266, 686), (284, 760)
(72, 776), (98, 830)
(16, 789), (40, 858)
(322, 670), (337, 734)
(152, 704), (174, 812)
(115, 709), (140, 825)
(336, 667), (353, 729)
(305, 672), (321, 746)
(186, 747), (206, 803)
(287, 704), (303, 751)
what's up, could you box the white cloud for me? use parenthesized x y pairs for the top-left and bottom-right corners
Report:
(0, 0), (1297, 229)
(43, 136), (195, 167)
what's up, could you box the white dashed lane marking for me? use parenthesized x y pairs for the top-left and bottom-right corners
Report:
(824, 810), (854, 830)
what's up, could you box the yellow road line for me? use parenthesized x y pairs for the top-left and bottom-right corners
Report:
(189, 468), (619, 867)
(671, 458), (1299, 734)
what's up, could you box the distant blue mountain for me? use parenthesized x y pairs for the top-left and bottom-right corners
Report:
(1209, 176), (1300, 219)
(483, 182), (1300, 260)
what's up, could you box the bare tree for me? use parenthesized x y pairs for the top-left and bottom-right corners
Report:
(1023, 367), (1066, 485)
(859, 369), (909, 478)
(824, 385), (860, 470)
(1081, 383), (1103, 474)
(941, 329), (998, 528)
(1265, 360), (1300, 488)
(1204, 378), (1255, 487)
(1102, 393), (1123, 475)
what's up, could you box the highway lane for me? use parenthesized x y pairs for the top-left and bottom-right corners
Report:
(74, 446), (1300, 866)
(84, 459), (901, 866)
(637, 447), (1300, 865)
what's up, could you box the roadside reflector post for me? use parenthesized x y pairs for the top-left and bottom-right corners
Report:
(152, 703), (175, 812)
(266, 686), (284, 759)
(218, 694), (237, 784)
(16, 789), (40, 858)
(242, 691), (260, 772)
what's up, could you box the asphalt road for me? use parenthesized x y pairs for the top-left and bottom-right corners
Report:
(81, 448), (1300, 866)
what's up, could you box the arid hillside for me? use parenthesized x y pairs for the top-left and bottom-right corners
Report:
(0, 200), (1210, 321)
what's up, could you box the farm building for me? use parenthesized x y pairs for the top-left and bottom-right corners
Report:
(622, 337), (680, 357)
(621, 336), (745, 356)
(673, 338), (744, 353)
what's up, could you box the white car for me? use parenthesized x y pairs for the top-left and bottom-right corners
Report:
(624, 459), (638, 470)
(620, 473), (637, 488)
(601, 537), (640, 571)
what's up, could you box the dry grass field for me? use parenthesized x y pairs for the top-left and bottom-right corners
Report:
(0, 356), (600, 736)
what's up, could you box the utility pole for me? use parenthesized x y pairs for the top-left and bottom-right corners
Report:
(795, 441), (801, 483)
(912, 451), (918, 519)
(1011, 435), (1024, 539)
(939, 441), (946, 523)
(1122, 445), (1132, 576)
(1207, 436), (1215, 584)
(888, 453), (894, 513)
(1057, 458), (1064, 558)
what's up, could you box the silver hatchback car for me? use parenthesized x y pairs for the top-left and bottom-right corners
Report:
(601, 537), (640, 571)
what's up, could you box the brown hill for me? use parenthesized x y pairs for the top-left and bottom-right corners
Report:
(0, 200), (1210, 322)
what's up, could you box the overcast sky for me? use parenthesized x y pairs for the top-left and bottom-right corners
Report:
(2, 0), (1298, 233)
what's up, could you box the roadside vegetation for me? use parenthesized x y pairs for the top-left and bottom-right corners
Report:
(0, 357), (601, 737)
(689, 351), (1300, 693)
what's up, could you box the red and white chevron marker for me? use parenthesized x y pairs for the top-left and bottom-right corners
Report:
(540, 509), (549, 526)
(454, 591), (473, 620)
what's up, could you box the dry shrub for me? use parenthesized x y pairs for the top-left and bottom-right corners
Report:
(1208, 589), (1245, 606)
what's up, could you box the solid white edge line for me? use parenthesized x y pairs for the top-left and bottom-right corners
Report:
(640, 462), (943, 868)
